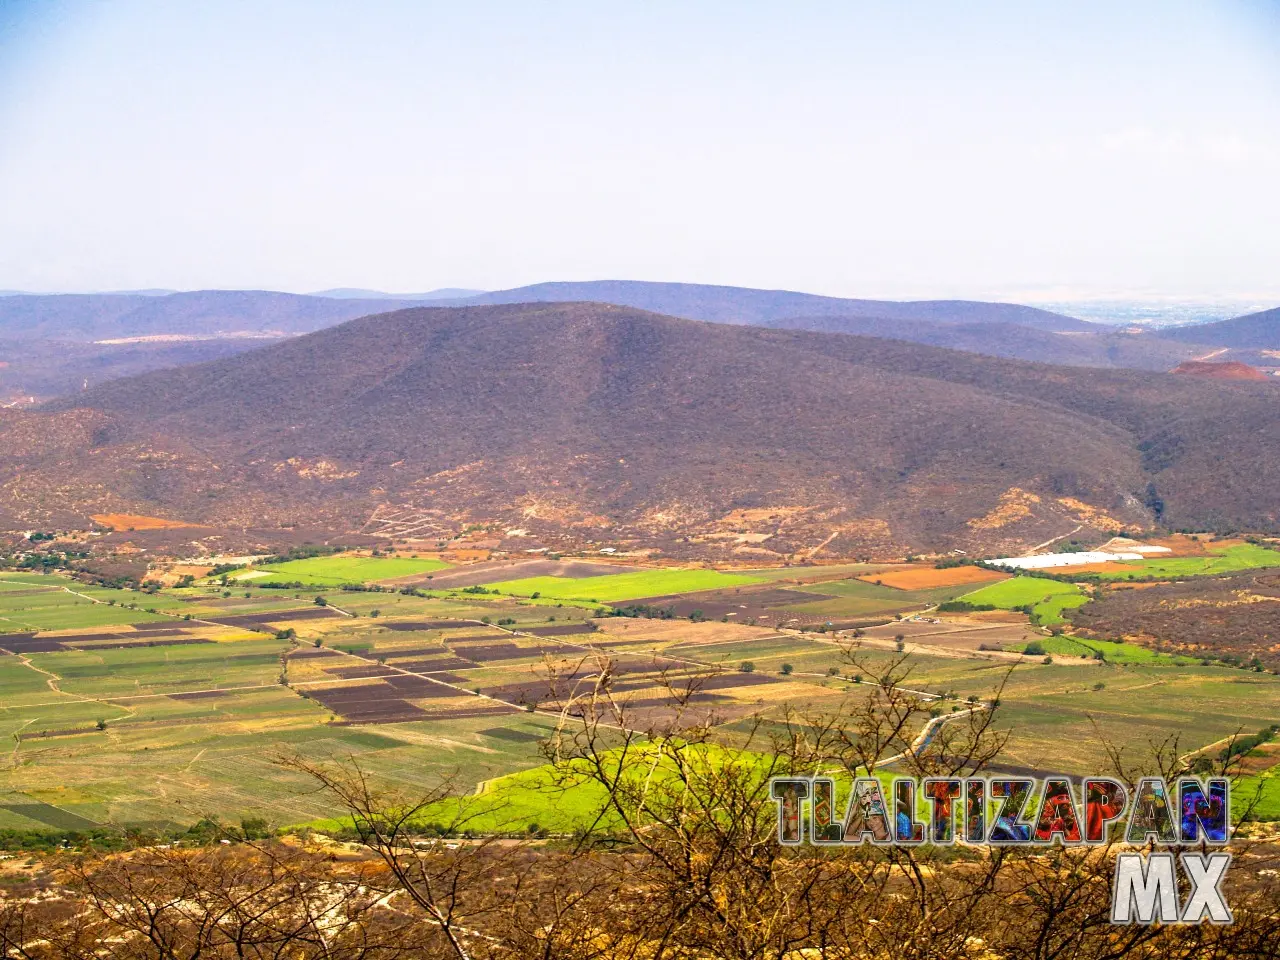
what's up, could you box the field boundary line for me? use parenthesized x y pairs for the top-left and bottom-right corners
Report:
(306, 628), (530, 716)
(14, 653), (91, 701)
(659, 633), (792, 650)
(796, 672), (942, 702)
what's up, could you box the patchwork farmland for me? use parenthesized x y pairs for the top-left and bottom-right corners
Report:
(3, 538), (1280, 835)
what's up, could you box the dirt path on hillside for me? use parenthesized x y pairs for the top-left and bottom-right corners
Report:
(801, 530), (841, 561)
(1028, 524), (1085, 554)
(1193, 347), (1229, 362)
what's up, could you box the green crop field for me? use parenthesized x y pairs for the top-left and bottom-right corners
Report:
(0, 624), (572, 832)
(840, 648), (1280, 782)
(1007, 634), (1186, 664)
(0, 573), (179, 632)
(952, 574), (1085, 625)
(1010, 634), (1097, 657)
(958, 576), (1082, 609)
(1030, 592), (1090, 625)
(1238, 772), (1280, 822)
(4, 559), (1280, 838)
(302, 683), (1280, 835)
(0, 654), (57, 707)
(1089, 542), (1280, 580)
(793, 579), (910, 600)
(486, 568), (766, 603)
(230, 554), (451, 586)
(304, 742), (772, 836)
(1069, 637), (1188, 664)
(956, 576), (1087, 622)
(25, 639), (291, 699)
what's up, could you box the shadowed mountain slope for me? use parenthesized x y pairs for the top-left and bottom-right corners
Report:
(1161, 306), (1280, 349)
(5, 303), (1278, 555)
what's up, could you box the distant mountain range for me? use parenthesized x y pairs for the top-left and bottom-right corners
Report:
(755, 315), (1199, 371)
(0, 290), (420, 340)
(1, 281), (1277, 402)
(0, 337), (269, 401)
(447, 280), (1097, 330)
(0, 291), (427, 399)
(0, 282), (1101, 340)
(308, 287), (484, 301)
(3, 302), (1276, 554)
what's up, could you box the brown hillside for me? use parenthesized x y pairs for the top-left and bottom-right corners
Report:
(4, 302), (1279, 555)
(1068, 571), (1280, 670)
(1170, 359), (1268, 380)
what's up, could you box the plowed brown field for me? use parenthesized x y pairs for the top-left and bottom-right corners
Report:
(859, 565), (1009, 590)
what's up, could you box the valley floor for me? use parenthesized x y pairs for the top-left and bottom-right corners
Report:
(2, 534), (1279, 836)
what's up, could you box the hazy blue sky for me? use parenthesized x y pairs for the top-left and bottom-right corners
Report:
(2, 1), (1278, 300)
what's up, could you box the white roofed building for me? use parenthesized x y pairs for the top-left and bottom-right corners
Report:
(989, 551), (1145, 570)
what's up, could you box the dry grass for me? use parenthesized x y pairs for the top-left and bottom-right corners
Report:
(151, 563), (215, 585)
(91, 513), (199, 531)
(1143, 533), (1251, 557)
(443, 549), (491, 562)
(966, 487), (1041, 530)
(962, 609), (1032, 624)
(1042, 562), (1120, 574)
(858, 565), (1008, 590)
(594, 618), (780, 647)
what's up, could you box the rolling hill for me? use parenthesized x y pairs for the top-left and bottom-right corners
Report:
(4, 284), (1259, 401)
(3, 302), (1276, 557)
(450, 281), (1219, 370)
(450, 279), (1096, 330)
(0, 290), (417, 341)
(0, 337), (272, 402)
(758, 314), (1199, 370)
(1171, 360), (1269, 381)
(309, 287), (484, 300)
(1161, 306), (1280, 349)
(0, 291), (417, 400)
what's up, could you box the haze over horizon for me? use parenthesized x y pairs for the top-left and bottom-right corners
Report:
(2, 1), (1279, 301)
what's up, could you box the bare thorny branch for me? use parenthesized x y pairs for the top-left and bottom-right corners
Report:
(4, 649), (1277, 959)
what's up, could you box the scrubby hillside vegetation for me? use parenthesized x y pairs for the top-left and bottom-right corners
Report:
(0, 302), (1267, 555)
